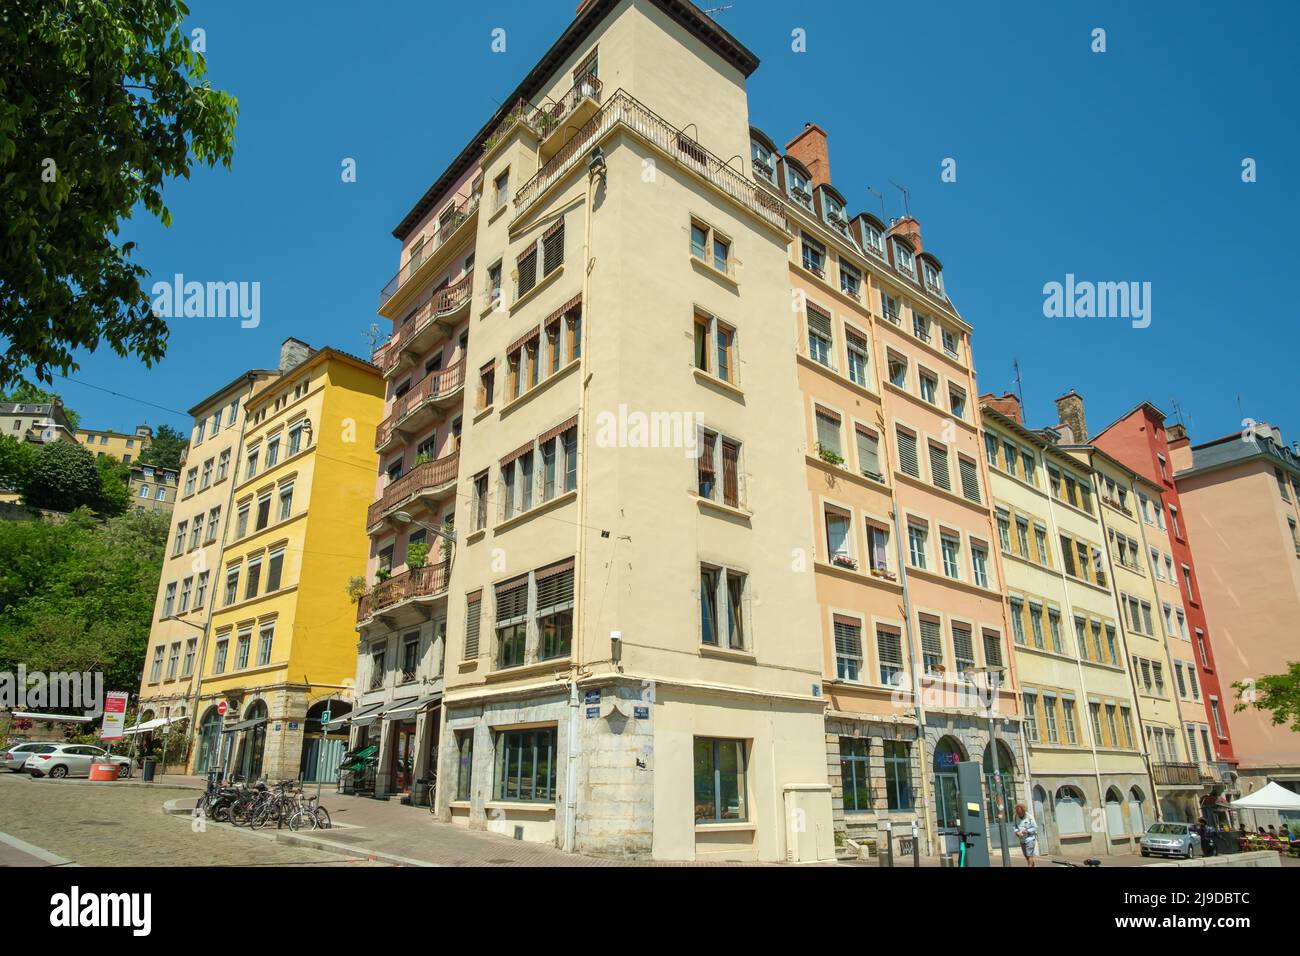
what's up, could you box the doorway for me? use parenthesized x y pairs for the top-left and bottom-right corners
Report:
(932, 736), (967, 838)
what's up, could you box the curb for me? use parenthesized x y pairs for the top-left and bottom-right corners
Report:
(0, 828), (79, 867)
(273, 831), (434, 867)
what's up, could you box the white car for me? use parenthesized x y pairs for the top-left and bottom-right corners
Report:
(2, 742), (62, 772)
(25, 744), (132, 779)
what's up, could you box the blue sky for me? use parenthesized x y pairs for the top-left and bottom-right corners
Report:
(52, 0), (1298, 444)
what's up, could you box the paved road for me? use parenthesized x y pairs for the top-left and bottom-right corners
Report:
(0, 772), (387, 867)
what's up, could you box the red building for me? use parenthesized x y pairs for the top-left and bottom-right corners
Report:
(1091, 402), (1239, 797)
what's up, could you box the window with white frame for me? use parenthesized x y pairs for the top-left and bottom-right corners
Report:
(700, 564), (748, 650)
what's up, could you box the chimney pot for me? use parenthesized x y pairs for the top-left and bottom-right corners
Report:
(784, 123), (831, 189)
(1054, 390), (1088, 444)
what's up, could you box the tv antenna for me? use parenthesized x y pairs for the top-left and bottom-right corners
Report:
(703, 3), (733, 16)
(1013, 359), (1025, 412)
(865, 185), (886, 222)
(889, 179), (911, 218)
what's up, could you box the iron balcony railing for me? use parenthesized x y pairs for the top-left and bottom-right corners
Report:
(372, 273), (474, 375)
(378, 195), (479, 308)
(366, 452), (460, 528)
(374, 365), (465, 450)
(482, 73), (604, 157)
(357, 561), (451, 624)
(1151, 761), (1202, 787)
(512, 89), (786, 231)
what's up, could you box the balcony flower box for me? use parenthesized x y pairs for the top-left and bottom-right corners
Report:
(831, 554), (858, 571)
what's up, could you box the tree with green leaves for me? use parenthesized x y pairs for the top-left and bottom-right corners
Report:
(20, 439), (102, 512)
(94, 454), (131, 516)
(0, 434), (38, 492)
(0, 0), (238, 388)
(136, 422), (186, 470)
(1235, 663), (1300, 734)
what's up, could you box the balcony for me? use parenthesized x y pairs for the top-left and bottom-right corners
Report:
(375, 362), (466, 454)
(1151, 762), (1202, 787)
(512, 89), (785, 232)
(377, 196), (479, 317)
(372, 272), (474, 379)
(367, 451), (460, 533)
(357, 561), (450, 627)
(482, 74), (604, 164)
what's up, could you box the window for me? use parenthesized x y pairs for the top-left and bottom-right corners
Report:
(189, 514), (203, 550)
(815, 407), (842, 460)
(825, 506), (851, 563)
(941, 533), (961, 579)
(919, 370), (938, 405)
(689, 218), (731, 275)
(834, 617), (863, 681)
(278, 483), (294, 521)
(951, 624), (974, 673)
(1209, 697), (1225, 737)
(840, 737), (870, 810)
(1043, 693), (1060, 742)
(845, 330), (870, 387)
(907, 521), (928, 569)
(1061, 697), (1078, 744)
(183, 467), (197, 496)
(162, 582), (176, 618)
(494, 577), (528, 668)
(515, 242), (538, 298)
(140, 484), (151, 498)
(195, 420), (206, 444)
(787, 165), (812, 207)
(178, 576), (192, 614)
(928, 442), (950, 490)
(923, 260), (944, 295)
(155, 486), (167, 502)
(235, 629), (251, 670)
(212, 635), (228, 674)
(971, 544), (989, 588)
(893, 240), (916, 278)
(862, 222), (885, 257)
(1029, 603), (1045, 649)
(800, 232), (826, 277)
(751, 138), (776, 182)
(806, 307), (832, 366)
(919, 617), (943, 675)
(1023, 692), (1039, 741)
(694, 737), (747, 822)
(200, 459), (213, 490)
(1048, 609), (1063, 653)
(1009, 598), (1025, 645)
(256, 493), (271, 531)
(496, 728), (558, 803)
(257, 622), (274, 666)
(912, 312), (931, 343)
(856, 426), (881, 480)
(697, 429), (741, 508)
(265, 548), (284, 592)
(1034, 526), (1049, 566)
(694, 310), (737, 383)
(896, 428), (919, 478)
(949, 386), (967, 420)
(877, 626), (904, 685)
(173, 521), (187, 557)
(149, 646), (164, 682)
(887, 351), (907, 389)
(536, 561), (575, 660)
(867, 522), (890, 573)
(840, 260), (861, 299)
(244, 556), (262, 600)
(463, 592), (482, 660)
(1181, 565), (1195, 603)
(454, 731), (475, 801)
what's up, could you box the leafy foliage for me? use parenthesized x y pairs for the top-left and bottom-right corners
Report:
(0, 508), (169, 693)
(135, 422), (186, 470)
(0, 435), (38, 492)
(1234, 662), (1300, 734)
(21, 439), (101, 512)
(0, 0), (239, 387)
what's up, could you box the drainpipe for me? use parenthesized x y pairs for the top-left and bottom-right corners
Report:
(565, 156), (600, 854)
(877, 410), (934, 858)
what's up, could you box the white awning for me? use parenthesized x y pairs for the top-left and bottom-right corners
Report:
(10, 711), (95, 723)
(383, 694), (442, 721)
(1230, 781), (1300, 811)
(122, 715), (189, 736)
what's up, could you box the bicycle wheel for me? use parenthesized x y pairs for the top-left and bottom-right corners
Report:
(287, 809), (316, 831)
(313, 807), (332, 830)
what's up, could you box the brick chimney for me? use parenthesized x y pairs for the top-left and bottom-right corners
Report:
(279, 337), (313, 372)
(785, 123), (831, 188)
(1054, 390), (1087, 444)
(981, 391), (1023, 425)
(886, 216), (923, 255)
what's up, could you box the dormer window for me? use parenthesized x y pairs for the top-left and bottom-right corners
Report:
(893, 240), (916, 278)
(862, 223), (885, 257)
(923, 259), (944, 294)
(751, 140), (776, 184)
(823, 194), (849, 234)
(787, 166), (813, 208)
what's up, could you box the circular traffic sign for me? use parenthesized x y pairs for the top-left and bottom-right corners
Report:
(217, 700), (228, 716)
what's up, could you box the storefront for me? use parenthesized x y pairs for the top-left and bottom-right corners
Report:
(222, 700), (268, 783)
(194, 707), (222, 774)
(299, 699), (351, 783)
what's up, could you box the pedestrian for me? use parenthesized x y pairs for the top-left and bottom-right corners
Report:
(1013, 803), (1038, 868)
(1197, 816), (1217, 857)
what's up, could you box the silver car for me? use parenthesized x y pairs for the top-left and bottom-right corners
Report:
(2, 742), (61, 772)
(1140, 821), (1198, 859)
(26, 744), (132, 779)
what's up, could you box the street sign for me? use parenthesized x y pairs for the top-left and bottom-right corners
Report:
(217, 700), (228, 716)
(100, 691), (129, 741)
(320, 710), (331, 726)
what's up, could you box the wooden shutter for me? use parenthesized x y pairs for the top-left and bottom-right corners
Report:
(982, 628), (1003, 667)
(952, 625), (973, 666)
(536, 559), (575, 613)
(959, 457), (980, 502)
(542, 219), (565, 275)
(807, 308), (832, 340)
(919, 617), (943, 660)
(721, 439), (740, 507)
(495, 577), (529, 623)
(896, 428), (919, 477)
(928, 443), (950, 490)
(815, 408), (840, 454)
(464, 593), (482, 659)
(833, 616), (863, 666)
(877, 627), (903, 669)
(855, 427), (880, 477)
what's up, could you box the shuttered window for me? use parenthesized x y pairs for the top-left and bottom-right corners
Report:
(535, 564), (575, 614)
(952, 624), (974, 673)
(815, 408), (841, 456)
(896, 428), (919, 477)
(496, 579), (529, 623)
(721, 439), (740, 507)
(856, 427), (881, 479)
(516, 243), (538, 297)
(807, 308), (832, 365)
(877, 627), (903, 685)
(982, 629), (1003, 668)
(833, 615), (862, 681)
(542, 220), (565, 276)
(463, 594), (482, 659)
(959, 457), (981, 502)
(919, 618), (943, 673)
(928, 443), (950, 490)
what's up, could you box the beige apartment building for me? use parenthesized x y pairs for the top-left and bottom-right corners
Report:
(980, 397), (1150, 856)
(756, 124), (1020, 859)
(136, 365), (278, 748)
(78, 423), (153, 465)
(349, 0), (846, 862)
(1169, 420), (1300, 826)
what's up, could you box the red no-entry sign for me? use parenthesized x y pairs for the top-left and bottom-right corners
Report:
(217, 700), (228, 716)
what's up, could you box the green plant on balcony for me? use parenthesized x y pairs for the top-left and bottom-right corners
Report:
(345, 575), (368, 604)
(537, 109), (559, 136)
(816, 443), (845, 467)
(439, 522), (454, 563)
(375, 568), (391, 584)
(413, 451), (434, 466)
(407, 541), (430, 570)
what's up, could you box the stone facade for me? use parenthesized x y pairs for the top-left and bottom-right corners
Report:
(825, 714), (925, 860)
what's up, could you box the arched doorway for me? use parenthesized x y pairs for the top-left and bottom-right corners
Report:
(932, 736), (967, 835)
(233, 700), (268, 782)
(982, 740), (1017, 850)
(1104, 786), (1126, 841)
(1055, 786), (1087, 839)
(194, 707), (222, 774)
(300, 699), (351, 783)
(1128, 786), (1147, 835)
(1033, 785), (1054, 852)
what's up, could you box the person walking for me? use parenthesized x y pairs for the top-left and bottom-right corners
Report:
(1196, 816), (1217, 857)
(1013, 804), (1038, 867)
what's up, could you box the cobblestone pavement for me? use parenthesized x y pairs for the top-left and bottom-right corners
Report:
(0, 772), (388, 867)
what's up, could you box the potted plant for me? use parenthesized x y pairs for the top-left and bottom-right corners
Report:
(817, 443), (845, 467)
(407, 541), (430, 570)
(375, 568), (391, 584)
(413, 451), (433, 466)
(831, 554), (858, 571)
(345, 575), (368, 603)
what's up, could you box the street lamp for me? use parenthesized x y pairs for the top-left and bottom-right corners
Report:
(966, 665), (1012, 868)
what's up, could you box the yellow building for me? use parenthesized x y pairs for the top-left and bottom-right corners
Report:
(980, 397), (1150, 857)
(77, 423), (153, 465)
(193, 343), (383, 782)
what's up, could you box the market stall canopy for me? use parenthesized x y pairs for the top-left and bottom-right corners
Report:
(347, 701), (385, 727)
(380, 695), (434, 721)
(222, 715), (269, 733)
(1229, 782), (1300, 811)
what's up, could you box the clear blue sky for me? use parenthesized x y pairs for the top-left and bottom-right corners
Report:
(55, 0), (1298, 444)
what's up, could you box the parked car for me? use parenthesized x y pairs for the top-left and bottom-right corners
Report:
(2, 743), (61, 772)
(1140, 821), (1198, 859)
(26, 745), (132, 779)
